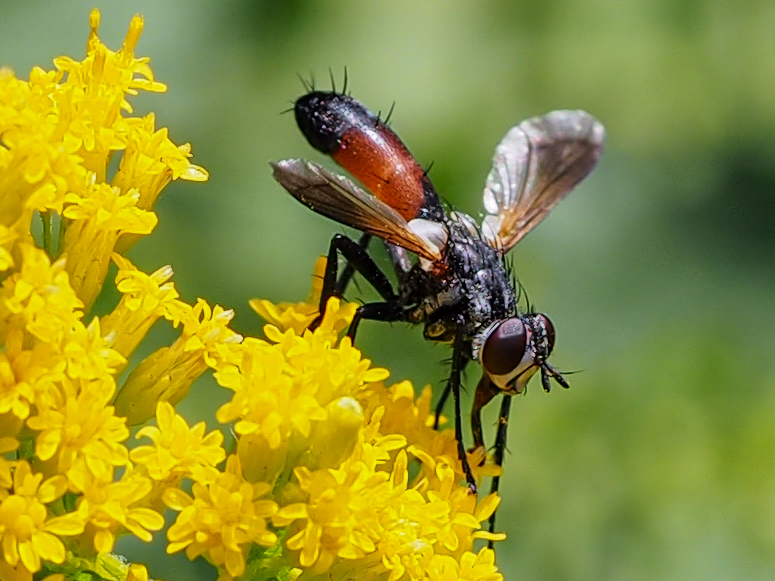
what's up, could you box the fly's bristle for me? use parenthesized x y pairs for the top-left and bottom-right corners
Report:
(328, 67), (336, 93)
(384, 101), (396, 125)
(297, 72), (317, 93)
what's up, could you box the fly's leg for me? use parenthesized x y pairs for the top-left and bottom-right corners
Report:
(450, 330), (477, 494)
(471, 375), (499, 453)
(433, 355), (469, 429)
(470, 374), (509, 544)
(433, 385), (451, 429)
(347, 301), (405, 340)
(333, 233), (372, 296)
(311, 233), (397, 331)
(486, 394), (512, 548)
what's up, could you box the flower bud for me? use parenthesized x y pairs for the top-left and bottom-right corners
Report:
(238, 432), (288, 486)
(301, 396), (364, 470)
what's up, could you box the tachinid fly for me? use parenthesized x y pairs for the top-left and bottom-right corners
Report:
(271, 86), (604, 537)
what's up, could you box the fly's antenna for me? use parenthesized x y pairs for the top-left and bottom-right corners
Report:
(541, 360), (570, 390)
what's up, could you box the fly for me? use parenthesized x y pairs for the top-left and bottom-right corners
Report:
(271, 87), (604, 538)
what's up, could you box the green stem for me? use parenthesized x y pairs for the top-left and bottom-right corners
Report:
(41, 211), (53, 257)
(57, 212), (66, 257)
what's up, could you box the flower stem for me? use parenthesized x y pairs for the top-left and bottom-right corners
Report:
(41, 210), (53, 257)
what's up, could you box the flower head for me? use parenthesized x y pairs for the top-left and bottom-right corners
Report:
(131, 401), (226, 484)
(164, 455), (279, 580)
(1, 10), (209, 579)
(115, 300), (242, 425)
(0, 461), (82, 574)
(71, 466), (164, 554)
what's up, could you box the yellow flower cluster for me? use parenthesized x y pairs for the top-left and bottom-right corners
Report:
(0, 10), (222, 581)
(0, 10), (506, 581)
(241, 267), (505, 581)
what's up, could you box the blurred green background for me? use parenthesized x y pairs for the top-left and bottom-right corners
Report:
(3, 1), (775, 580)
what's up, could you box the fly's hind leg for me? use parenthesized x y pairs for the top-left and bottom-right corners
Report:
(311, 233), (397, 337)
(332, 234), (372, 296)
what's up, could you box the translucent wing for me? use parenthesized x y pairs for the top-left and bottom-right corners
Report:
(481, 110), (605, 252)
(272, 159), (447, 261)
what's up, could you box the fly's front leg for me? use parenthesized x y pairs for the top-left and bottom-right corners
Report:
(433, 385), (451, 430)
(311, 233), (397, 331)
(470, 374), (512, 544)
(470, 374), (499, 454)
(487, 394), (512, 548)
(450, 330), (477, 495)
(432, 354), (469, 429)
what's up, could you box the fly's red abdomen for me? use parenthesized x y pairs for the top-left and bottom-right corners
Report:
(295, 91), (442, 221)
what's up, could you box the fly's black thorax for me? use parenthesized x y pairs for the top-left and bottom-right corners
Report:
(401, 215), (517, 348)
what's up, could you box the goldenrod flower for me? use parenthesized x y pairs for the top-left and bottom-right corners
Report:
(61, 181), (158, 310)
(426, 547), (503, 581)
(1, 9), (508, 581)
(101, 255), (190, 364)
(0, 244), (83, 346)
(115, 300), (242, 425)
(26, 377), (130, 484)
(164, 455), (279, 580)
(238, 291), (505, 581)
(215, 298), (383, 485)
(131, 401), (226, 484)
(0, 461), (83, 574)
(70, 466), (164, 554)
(1, 9), (211, 579)
(0, 329), (42, 426)
(126, 563), (151, 581)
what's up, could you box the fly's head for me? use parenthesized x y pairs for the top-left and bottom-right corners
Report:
(473, 313), (569, 395)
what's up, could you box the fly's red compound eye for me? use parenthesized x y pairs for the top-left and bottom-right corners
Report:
(480, 318), (527, 377)
(535, 314), (555, 356)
